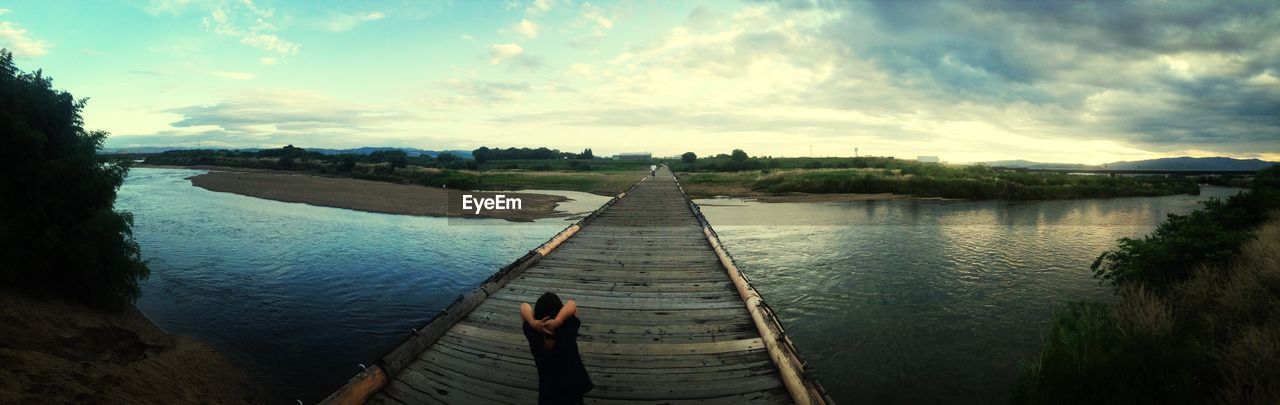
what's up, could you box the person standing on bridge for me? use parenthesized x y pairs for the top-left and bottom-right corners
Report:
(650, 164), (657, 177)
(520, 292), (594, 404)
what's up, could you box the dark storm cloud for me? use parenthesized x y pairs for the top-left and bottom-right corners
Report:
(805, 0), (1280, 152)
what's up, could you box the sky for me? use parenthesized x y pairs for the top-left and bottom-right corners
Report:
(1, 0), (1277, 164)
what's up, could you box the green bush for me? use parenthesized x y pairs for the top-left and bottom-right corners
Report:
(1015, 300), (1202, 404)
(0, 50), (149, 309)
(1093, 165), (1280, 290)
(1019, 165), (1280, 404)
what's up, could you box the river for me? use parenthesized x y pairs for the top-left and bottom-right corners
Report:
(118, 167), (1242, 403)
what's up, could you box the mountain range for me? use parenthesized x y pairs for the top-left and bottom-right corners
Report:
(983, 156), (1276, 171)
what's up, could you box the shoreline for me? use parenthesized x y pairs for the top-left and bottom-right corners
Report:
(0, 290), (259, 404)
(688, 191), (957, 203)
(142, 165), (1199, 208)
(142, 166), (571, 222)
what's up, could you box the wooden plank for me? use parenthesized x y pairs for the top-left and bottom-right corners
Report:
(460, 313), (757, 338)
(517, 269), (730, 283)
(449, 323), (766, 356)
(502, 283), (741, 300)
(434, 333), (773, 370)
(487, 292), (748, 310)
(363, 392), (405, 405)
(467, 300), (751, 324)
(398, 366), (523, 405)
(405, 358), (540, 401)
(508, 277), (735, 293)
(430, 343), (777, 377)
(583, 388), (790, 405)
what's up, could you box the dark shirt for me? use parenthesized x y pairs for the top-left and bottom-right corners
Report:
(522, 316), (594, 404)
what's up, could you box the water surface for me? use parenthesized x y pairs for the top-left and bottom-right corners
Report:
(696, 187), (1242, 403)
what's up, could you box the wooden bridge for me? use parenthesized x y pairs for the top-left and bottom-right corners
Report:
(322, 166), (829, 404)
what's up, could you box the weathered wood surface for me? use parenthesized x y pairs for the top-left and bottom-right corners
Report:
(362, 167), (826, 404)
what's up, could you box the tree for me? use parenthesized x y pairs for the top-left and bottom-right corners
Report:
(437, 152), (459, 164)
(368, 149), (408, 168)
(681, 152), (697, 163)
(0, 49), (149, 309)
(473, 146), (491, 164)
(730, 149), (748, 162)
(337, 156), (357, 172)
(579, 148), (594, 159)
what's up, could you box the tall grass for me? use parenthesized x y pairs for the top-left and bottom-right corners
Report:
(1017, 219), (1280, 404)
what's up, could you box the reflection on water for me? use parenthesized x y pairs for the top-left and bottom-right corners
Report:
(119, 168), (587, 402)
(698, 187), (1243, 404)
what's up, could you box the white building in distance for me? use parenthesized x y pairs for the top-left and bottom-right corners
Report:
(917, 156), (940, 163)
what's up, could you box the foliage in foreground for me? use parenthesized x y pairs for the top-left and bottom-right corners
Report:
(1017, 166), (1280, 404)
(1092, 165), (1280, 289)
(0, 50), (148, 309)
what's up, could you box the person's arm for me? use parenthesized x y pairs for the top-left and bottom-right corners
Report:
(520, 302), (544, 330)
(543, 300), (577, 331)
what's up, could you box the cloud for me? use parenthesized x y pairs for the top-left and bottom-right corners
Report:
(489, 43), (546, 69)
(163, 91), (408, 137)
(143, 0), (195, 16)
(685, 6), (717, 28)
(0, 8), (10, 15)
(526, 0), (556, 16)
(0, 21), (50, 57)
(806, 0), (1280, 153)
(440, 78), (532, 104)
(489, 43), (523, 63)
(211, 71), (255, 80)
(580, 3), (613, 29)
(202, 0), (299, 55)
(259, 56), (277, 65)
(513, 19), (539, 39)
(320, 11), (385, 32)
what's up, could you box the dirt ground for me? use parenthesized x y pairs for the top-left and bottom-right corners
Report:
(185, 169), (568, 222)
(0, 291), (260, 404)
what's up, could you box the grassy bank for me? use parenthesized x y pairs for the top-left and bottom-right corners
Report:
(676, 166), (1200, 200)
(1016, 166), (1280, 403)
(139, 149), (647, 196)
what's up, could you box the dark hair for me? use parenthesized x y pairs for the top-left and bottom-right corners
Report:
(534, 292), (563, 320)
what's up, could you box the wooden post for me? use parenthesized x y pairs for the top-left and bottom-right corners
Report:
(316, 365), (387, 405)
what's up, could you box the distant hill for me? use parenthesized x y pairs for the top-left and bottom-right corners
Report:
(101, 146), (473, 159)
(305, 147), (473, 159)
(984, 156), (1276, 171)
(99, 146), (205, 154)
(980, 160), (1094, 170)
(1103, 157), (1275, 171)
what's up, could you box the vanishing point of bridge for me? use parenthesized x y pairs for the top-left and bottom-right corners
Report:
(322, 166), (829, 404)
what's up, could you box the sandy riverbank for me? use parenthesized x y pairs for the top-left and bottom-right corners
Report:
(180, 168), (568, 222)
(0, 291), (259, 404)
